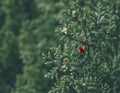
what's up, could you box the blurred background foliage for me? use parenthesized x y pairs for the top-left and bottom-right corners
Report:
(0, 0), (69, 93)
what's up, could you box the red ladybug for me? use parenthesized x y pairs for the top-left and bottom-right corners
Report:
(78, 46), (86, 53)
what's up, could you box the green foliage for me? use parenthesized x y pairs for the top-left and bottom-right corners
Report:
(11, 0), (69, 93)
(0, 0), (120, 93)
(0, 0), (23, 92)
(44, 0), (120, 93)
(0, 0), (37, 92)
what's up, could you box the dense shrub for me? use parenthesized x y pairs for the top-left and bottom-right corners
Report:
(44, 0), (120, 93)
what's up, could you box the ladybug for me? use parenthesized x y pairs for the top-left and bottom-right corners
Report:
(78, 46), (86, 53)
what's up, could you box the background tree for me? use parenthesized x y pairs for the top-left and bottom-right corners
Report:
(11, 0), (69, 93)
(0, 0), (37, 92)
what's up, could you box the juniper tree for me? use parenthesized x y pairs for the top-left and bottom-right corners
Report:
(44, 0), (120, 93)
